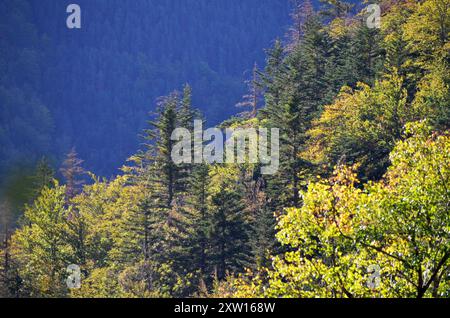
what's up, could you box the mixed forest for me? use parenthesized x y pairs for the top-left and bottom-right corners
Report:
(0, 0), (449, 298)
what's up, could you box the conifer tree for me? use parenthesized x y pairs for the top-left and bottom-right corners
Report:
(125, 89), (202, 296)
(241, 171), (277, 270)
(184, 163), (211, 282)
(349, 19), (384, 85)
(59, 149), (88, 280)
(260, 39), (286, 110)
(287, 0), (314, 49)
(236, 63), (263, 118)
(179, 84), (197, 131)
(60, 148), (85, 201)
(32, 157), (55, 197)
(320, 0), (353, 20)
(209, 171), (251, 280)
(261, 13), (327, 210)
(135, 93), (183, 295)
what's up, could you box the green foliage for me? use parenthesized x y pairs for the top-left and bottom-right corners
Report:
(32, 157), (55, 197)
(403, 0), (449, 72)
(208, 166), (251, 280)
(233, 122), (450, 298)
(307, 71), (411, 181)
(2, 0), (449, 299)
(412, 60), (450, 130)
(11, 181), (72, 297)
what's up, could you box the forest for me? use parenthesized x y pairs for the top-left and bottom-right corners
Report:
(0, 0), (449, 298)
(0, 0), (292, 180)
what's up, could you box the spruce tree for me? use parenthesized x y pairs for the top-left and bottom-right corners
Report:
(209, 180), (250, 280)
(184, 163), (211, 284)
(125, 88), (202, 296)
(137, 93), (183, 294)
(260, 13), (327, 210)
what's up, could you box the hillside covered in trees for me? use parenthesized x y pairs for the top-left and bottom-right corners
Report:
(0, 0), (293, 179)
(0, 0), (449, 298)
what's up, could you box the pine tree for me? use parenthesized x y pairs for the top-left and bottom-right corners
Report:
(178, 84), (200, 188)
(109, 179), (177, 296)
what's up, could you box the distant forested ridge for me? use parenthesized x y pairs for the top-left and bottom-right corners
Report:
(1, 0), (293, 178)
(1, 0), (449, 299)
